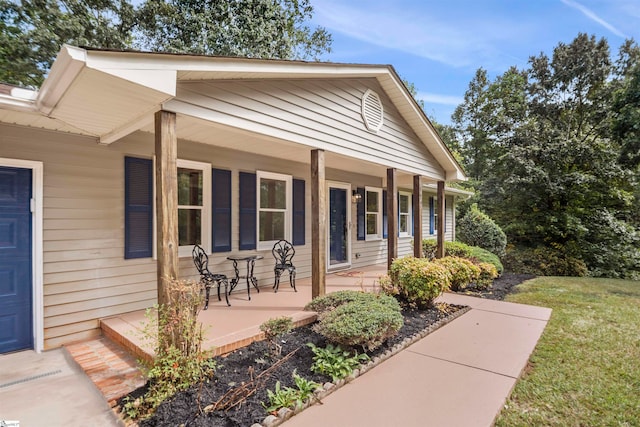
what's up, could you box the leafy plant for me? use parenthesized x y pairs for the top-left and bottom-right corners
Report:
(388, 256), (451, 308)
(311, 295), (403, 351)
(468, 245), (504, 274)
(262, 372), (320, 413)
(475, 262), (499, 289)
(432, 256), (481, 292)
(422, 239), (473, 260)
(260, 316), (293, 356)
(457, 203), (507, 257)
(307, 343), (370, 382)
(123, 279), (215, 420)
(304, 290), (398, 315)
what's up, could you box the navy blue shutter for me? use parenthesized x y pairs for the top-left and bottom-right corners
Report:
(382, 190), (388, 238)
(124, 157), (153, 259)
(356, 187), (365, 240)
(429, 197), (435, 235)
(411, 194), (414, 236)
(292, 179), (305, 245)
(211, 168), (231, 252)
(239, 172), (257, 250)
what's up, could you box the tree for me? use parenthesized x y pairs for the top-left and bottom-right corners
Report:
(0, 0), (135, 87)
(452, 33), (640, 278)
(135, 0), (331, 60)
(0, 0), (332, 87)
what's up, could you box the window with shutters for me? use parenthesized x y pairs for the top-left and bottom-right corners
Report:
(257, 171), (292, 250)
(399, 191), (412, 237)
(177, 159), (211, 257)
(365, 186), (383, 240)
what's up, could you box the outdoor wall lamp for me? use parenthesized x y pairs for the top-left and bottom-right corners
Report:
(352, 190), (362, 204)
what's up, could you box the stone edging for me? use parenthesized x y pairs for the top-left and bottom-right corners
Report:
(254, 305), (472, 427)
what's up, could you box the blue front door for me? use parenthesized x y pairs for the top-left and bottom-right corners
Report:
(329, 187), (349, 267)
(0, 166), (33, 353)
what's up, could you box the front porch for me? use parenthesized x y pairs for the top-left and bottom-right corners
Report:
(100, 264), (389, 363)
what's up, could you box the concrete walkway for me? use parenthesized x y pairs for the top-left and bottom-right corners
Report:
(0, 348), (121, 427)
(285, 293), (552, 427)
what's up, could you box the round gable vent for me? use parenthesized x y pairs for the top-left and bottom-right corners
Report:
(361, 89), (384, 132)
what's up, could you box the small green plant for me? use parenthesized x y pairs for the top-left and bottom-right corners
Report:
(468, 245), (504, 274)
(304, 290), (397, 315)
(476, 262), (499, 289)
(388, 256), (451, 308)
(432, 256), (481, 292)
(262, 372), (320, 413)
(307, 343), (370, 382)
(260, 316), (293, 356)
(122, 279), (215, 420)
(422, 239), (473, 260)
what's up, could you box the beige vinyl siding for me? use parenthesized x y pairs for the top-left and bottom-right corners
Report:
(174, 78), (445, 179)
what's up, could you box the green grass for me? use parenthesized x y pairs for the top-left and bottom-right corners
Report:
(496, 277), (640, 426)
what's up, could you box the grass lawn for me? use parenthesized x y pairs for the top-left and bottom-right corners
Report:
(495, 277), (640, 426)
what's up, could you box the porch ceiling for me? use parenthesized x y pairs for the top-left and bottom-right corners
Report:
(139, 114), (391, 178)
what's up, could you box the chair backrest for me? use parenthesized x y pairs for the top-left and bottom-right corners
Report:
(272, 240), (295, 265)
(192, 244), (210, 275)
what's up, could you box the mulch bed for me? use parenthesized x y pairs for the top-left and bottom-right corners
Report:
(125, 273), (533, 427)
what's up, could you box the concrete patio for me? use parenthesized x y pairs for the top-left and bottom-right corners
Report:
(100, 264), (390, 362)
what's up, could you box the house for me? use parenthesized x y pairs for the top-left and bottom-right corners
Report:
(0, 45), (468, 354)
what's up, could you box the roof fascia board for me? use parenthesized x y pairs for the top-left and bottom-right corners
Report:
(37, 45), (87, 115)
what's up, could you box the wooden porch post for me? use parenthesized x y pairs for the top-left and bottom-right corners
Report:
(436, 180), (445, 259)
(311, 149), (326, 298)
(413, 175), (423, 257)
(155, 110), (179, 306)
(386, 168), (398, 270)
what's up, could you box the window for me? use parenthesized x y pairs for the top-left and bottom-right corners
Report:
(257, 171), (291, 250)
(177, 160), (211, 257)
(365, 187), (382, 240)
(399, 191), (412, 236)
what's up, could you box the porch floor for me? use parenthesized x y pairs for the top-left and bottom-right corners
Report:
(100, 264), (389, 363)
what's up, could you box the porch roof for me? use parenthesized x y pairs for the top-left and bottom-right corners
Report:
(0, 45), (466, 182)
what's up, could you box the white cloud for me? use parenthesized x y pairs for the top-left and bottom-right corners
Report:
(312, 0), (523, 70)
(560, 0), (628, 38)
(418, 92), (463, 106)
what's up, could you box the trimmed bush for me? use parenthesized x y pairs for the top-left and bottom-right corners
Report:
(457, 204), (507, 257)
(503, 247), (588, 277)
(475, 262), (499, 289)
(468, 246), (504, 275)
(304, 290), (399, 315)
(432, 256), (481, 292)
(312, 294), (403, 352)
(389, 256), (451, 308)
(422, 239), (473, 260)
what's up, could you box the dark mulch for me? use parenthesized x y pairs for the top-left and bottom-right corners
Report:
(127, 273), (532, 427)
(458, 273), (536, 300)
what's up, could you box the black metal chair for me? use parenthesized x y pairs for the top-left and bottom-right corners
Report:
(272, 240), (297, 293)
(192, 244), (230, 308)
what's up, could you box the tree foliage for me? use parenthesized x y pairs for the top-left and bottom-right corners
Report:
(0, 0), (332, 87)
(452, 33), (640, 279)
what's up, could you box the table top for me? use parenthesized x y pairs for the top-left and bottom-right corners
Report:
(226, 254), (264, 261)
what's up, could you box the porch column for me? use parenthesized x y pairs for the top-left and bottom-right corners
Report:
(386, 168), (398, 270)
(436, 180), (445, 259)
(155, 110), (179, 306)
(311, 149), (326, 298)
(413, 175), (423, 257)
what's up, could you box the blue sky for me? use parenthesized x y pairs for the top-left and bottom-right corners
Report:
(310, 0), (640, 124)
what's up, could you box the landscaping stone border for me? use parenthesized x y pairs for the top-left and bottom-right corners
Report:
(253, 304), (472, 427)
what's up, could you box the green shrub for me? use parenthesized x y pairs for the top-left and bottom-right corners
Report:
(432, 256), (481, 292)
(312, 296), (403, 352)
(422, 239), (473, 260)
(389, 256), (451, 308)
(457, 203), (507, 257)
(503, 247), (588, 277)
(262, 372), (320, 413)
(123, 279), (215, 420)
(476, 262), (499, 289)
(260, 316), (293, 356)
(468, 246), (504, 274)
(307, 343), (369, 382)
(304, 290), (399, 315)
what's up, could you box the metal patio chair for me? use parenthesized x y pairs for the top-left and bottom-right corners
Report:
(272, 239), (297, 293)
(192, 244), (230, 308)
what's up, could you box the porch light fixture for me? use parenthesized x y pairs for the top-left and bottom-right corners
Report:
(352, 190), (362, 204)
